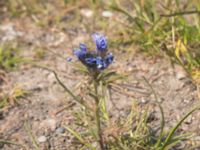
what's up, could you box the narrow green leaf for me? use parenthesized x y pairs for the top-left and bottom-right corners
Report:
(65, 126), (96, 150)
(161, 105), (200, 150)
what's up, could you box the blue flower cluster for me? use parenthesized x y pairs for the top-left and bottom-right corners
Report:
(74, 33), (114, 71)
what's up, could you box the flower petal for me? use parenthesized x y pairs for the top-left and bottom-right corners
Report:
(96, 57), (104, 69)
(79, 43), (87, 52)
(73, 49), (86, 60)
(92, 33), (107, 51)
(105, 53), (114, 64)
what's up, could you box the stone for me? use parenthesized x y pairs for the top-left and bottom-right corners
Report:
(80, 9), (93, 18)
(55, 127), (65, 134)
(185, 115), (193, 124)
(37, 135), (47, 143)
(140, 97), (148, 104)
(175, 65), (187, 80)
(102, 11), (113, 17)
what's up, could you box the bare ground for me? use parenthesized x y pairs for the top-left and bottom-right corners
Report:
(0, 15), (200, 150)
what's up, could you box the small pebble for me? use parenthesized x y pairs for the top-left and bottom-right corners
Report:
(176, 72), (186, 80)
(80, 9), (93, 18)
(141, 97), (148, 104)
(37, 135), (47, 143)
(102, 11), (113, 17)
(56, 127), (65, 134)
(185, 115), (193, 124)
(175, 65), (187, 80)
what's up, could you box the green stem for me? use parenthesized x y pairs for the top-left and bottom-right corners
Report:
(160, 10), (200, 17)
(93, 78), (104, 150)
(21, 60), (91, 110)
(24, 121), (40, 150)
(143, 77), (165, 148)
(0, 139), (27, 150)
(161, 106), (199, 150)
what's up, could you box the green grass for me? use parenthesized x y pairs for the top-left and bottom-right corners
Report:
(0, 84), (30, 108)
(6, 0), (48, 17)
(106, 0), (200, 84)
(0, 42), (28, 108)
(0, 42), (22, 70)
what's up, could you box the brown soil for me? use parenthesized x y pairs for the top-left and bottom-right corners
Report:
(0, 6), (200, 150)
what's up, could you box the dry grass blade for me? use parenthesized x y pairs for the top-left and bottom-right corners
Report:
(142, 77), (165, 148)
(64, 126), (96, 150)
(24, 121), (40, 150)
(0, 139), (27, 150)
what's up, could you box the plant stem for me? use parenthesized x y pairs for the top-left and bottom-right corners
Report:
(0, 140), (27, 150)
(143, 77), (165, 148)
(22, 60), (91, 110)
(160, 10), (200, 17)
(93, 78), (104, 150)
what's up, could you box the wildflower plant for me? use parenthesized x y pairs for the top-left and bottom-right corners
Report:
(73, 33), (114, 149)
(73, 33), (113, 72)
(42, 33), (200, 150)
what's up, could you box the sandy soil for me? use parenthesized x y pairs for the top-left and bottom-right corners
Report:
(0, 8), (200, 150)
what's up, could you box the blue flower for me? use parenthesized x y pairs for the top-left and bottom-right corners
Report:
(105, 53), (114, 64)
(96, 53), (114, 70)
(73, 43), (87, 61)
(79, 43), (87, 52)
(85, 56), (97, 67)
(92, 33), (107, 52)
(96, 57), (106, 69)
(73, 33), (113, 72)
